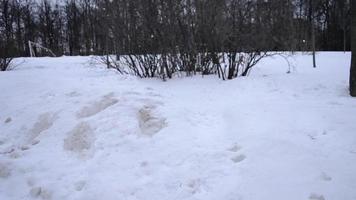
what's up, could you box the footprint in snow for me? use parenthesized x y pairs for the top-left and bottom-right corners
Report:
(0, 162), (11, 178)
(27, 112), (58, 146)
(29, 186), (52, 200)
(319, 172), (332, 182)
(328, 101), (343, 106)
(40, 92), (56, 99)
(4, 117), (12, 124)
(309, 193), (325, 200)
(63, 122), (95, 158)
(145, 87), (154, 91)
(66, 91), (81, 97)
(227, 144), (246, 163)
(74, 180), (86, 191)
(185, 178), (205, 194)
(76, 93), (118, 119)
(123, 91), (141, 96)
(227, 144), (242, 152)
(137, 105), (167, 136)
(308, 130), (328, 141)
(10, 112), (57, 155)
(231, 154), (246, 163)
(145, 92), (162, 97)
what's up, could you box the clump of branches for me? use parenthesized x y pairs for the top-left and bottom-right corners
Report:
(124, 54), (160, 78)
(105, 50), (296, 81)
(101, 51), (273, 81)
(97, 0), (293, 81)
(225, 51), (272, 79)
(99, 55), (127, 75)
(121, 54), (180, 80)
(0, 39), (15, 71)
(0, 57), (13, 71)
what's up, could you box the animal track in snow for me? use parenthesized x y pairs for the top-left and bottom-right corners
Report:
(76, 93), (118, 118)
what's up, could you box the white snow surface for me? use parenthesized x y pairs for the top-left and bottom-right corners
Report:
(0, 52), (356, 200)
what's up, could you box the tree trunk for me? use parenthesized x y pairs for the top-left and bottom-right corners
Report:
(350, 0), (356, 97)
(310, 0), (316, 68)
(344, 27), (347, 53)
(312, 28), (316, 68)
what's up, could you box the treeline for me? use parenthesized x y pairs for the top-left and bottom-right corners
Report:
(0, 0), (352, 78)
(0, 0), (351, 57)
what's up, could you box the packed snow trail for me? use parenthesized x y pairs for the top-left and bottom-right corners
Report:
(0, 53), (356, 200)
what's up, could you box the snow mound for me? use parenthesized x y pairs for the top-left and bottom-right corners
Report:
(0, 53), (356, 200)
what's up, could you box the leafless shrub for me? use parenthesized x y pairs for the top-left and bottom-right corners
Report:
(0, 57), (13, 71)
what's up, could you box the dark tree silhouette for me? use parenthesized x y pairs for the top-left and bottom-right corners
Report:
(350, 0), (356, 97)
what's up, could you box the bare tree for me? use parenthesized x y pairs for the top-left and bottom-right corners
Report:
(0, 0), (14, 71)
(309, 0), (317, 68)
(0, 0), (353, 79)
(350, 0), (356, 97)
(0, 40), (14, 71)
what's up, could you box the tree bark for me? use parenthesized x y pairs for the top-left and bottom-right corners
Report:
(310, 0), (316, 68)
(350, 0), (356, 96)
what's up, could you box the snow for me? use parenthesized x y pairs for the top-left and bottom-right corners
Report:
(0, 52), (356, 200)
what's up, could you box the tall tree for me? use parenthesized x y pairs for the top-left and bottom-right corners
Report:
(350, 0), (356, 96)
(309, 0), (316, 68)
(0, 0), (16, 71)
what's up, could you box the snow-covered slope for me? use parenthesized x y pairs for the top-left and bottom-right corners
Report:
(0, 53), (355, 200)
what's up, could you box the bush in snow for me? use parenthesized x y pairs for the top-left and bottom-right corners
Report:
(0, 39), (14, 71)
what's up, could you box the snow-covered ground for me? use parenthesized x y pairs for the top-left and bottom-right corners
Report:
(0, 52), (355, 200)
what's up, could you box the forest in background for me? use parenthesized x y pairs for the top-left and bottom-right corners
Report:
(0, 0), (353, 80)
(0, 0), (351, 57)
